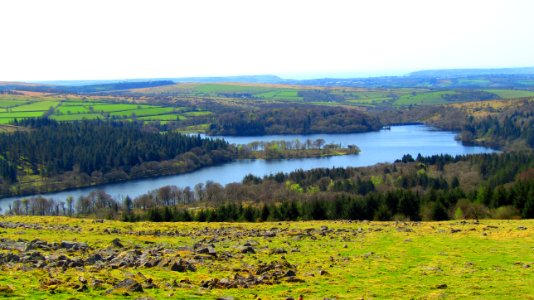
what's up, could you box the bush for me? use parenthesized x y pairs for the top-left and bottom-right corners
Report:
(491, 206), (520, 219)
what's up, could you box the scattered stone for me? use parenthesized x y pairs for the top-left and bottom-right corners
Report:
(239, 246), (256, 254)
(86, 253), (104, 264)
(196, 246), (217, 257)
(285, 277), (305, 283)
(450, 228), (462, 233)
(319, 270), (329, 276)
(60, 241), (89, 251)
(284, 270), (296, 277)
(271, 248), (287, 254)
(435, 283), (448, 289)
(264, 231), (277, 237)
(517, 226), (527, 230)
(170, 259), (196, 272)
(106, 278), (143, 295)
(76, 284), (88, 292)
(112, 238), (124, 248)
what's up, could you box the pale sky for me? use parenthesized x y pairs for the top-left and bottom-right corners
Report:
(1, 0), (534, 81)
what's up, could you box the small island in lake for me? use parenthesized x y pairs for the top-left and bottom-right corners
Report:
(236, 139), (360, 160)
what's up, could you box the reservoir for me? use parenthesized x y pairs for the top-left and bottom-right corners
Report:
(0, 125), (495, 210)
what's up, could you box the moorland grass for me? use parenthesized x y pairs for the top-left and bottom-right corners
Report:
(0, 216), (531, 299)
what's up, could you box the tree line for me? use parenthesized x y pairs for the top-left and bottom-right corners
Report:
(5, 152), (534, 221)
(207, 106), (382, 136)
(0, 119), (233, 197)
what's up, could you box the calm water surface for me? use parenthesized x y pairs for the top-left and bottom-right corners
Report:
(0, 125), (495, 210)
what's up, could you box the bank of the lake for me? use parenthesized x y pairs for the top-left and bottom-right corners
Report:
(0, 125), (495, 211)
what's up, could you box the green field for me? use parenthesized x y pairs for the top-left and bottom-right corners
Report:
(0, 216), (531, 299)
(395, 91), (457, 105)
(0, 95), (204, 125)
(0, 99), (29, 108)
(109, 107), (176, 118)
(50, 113), (104, 121)
(194, 83), (273, 94)
(484, 89), (534, 99)
(10, 101), (60, 112)
(55, 106), (92, 114)
(183, 111), (212, 117)
(88, 104), (153, 113)
(137, 114), (186, 121)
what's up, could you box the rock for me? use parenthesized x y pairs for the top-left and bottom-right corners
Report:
(271, 248), (287, 254)
(26, 239), (50, 251)
(106, 278), (143, 294)
(76, 284), (88, 292)
(517, 226), (527, 230)
(91, 279), (104, 289)
(320, 226), (328, 231)
(284, 270), (296, 277)
(240, 246), (256, 254)
(319, 270), (329, 276)
(79, 276), (87, 284)
(435, 283), (448, 289)
(196, 246), (217, 257)
(5, 253), (20, 263)
(86, 253), (104, 264)
(60, 241), (89, 251)
(285, 277), (305, 283)
(450, 228), (462, 233)
(170, 259), (196, 272)
(112, 238), (124, 248)
(264, 231), (277, 237)
(216, 297), (235, 300)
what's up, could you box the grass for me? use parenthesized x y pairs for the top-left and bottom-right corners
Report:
(0, 94), (204, 125)
(137, 114), (186, 121)
(395, 91), (456, 105)
(88, 104), (153, 113)
(55, 106), (92, 114)
(0, 216), (531, 299)
(0, 111), (45, 118)
(109, 107), (176, 118)
(483, 89), (534, 99)
(183, 111), (212, 117)
(50, 113), (104, 121)
(10, 101), (60, 112)
(0, 100), (29, 108)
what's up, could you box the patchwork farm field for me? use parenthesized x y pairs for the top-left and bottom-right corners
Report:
(0, 94), (208, 125)
(0, 217), (532, 299)
(133, 83), (534, 107)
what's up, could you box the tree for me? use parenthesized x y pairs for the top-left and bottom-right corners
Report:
(66, 196), (74, 216)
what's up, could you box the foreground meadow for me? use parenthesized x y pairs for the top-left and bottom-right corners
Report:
(0, 216), (532, 299)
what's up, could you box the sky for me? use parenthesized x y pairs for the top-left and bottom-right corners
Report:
(1, 0), (534, 81)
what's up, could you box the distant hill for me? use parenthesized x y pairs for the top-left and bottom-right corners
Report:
(35, 75), (284, 86)
(408, 67), (534, 78)
(0, 80), (175, 93)
(8, 67), (534, 90)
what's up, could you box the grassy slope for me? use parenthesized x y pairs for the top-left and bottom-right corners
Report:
(0, 216), (532, 299)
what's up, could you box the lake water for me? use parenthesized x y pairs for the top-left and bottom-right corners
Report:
(0, 125), (495, 210)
